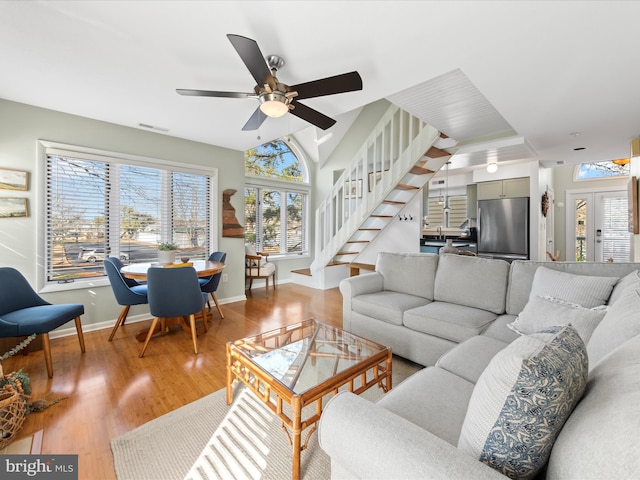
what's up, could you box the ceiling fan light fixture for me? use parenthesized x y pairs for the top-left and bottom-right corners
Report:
(487, 160), (498, 173)
(259, 92), (289, 117)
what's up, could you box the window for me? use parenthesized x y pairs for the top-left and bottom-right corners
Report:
(44, 143), (216, 286)
(574, 160), (630, 181)
(425, 194), (467, 228)
(244, 139), (309, 256)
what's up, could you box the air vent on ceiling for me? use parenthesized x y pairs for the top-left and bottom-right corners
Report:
(556, 160), (566, 165)
(431, 179), (446, 186)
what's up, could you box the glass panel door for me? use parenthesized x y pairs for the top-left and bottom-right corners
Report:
(566, 189), (630, 262)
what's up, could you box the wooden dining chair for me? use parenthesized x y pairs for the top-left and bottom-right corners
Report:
(139, 266), (208, 358)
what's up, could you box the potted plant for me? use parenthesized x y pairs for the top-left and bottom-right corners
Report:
(157, 242), (178, 265)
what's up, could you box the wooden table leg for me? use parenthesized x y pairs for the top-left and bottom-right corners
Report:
(291, 396), (302, 480)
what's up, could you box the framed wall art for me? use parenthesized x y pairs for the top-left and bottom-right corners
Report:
(0, 198), (29, 218)
(344, 179), (362, 199)
(0, 168), (29, 191)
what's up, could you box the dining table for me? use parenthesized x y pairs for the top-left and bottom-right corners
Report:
(120, 260), (226, 342)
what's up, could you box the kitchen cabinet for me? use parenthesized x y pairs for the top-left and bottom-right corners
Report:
(476, 177), (529, 200)
(466, 184), (477, 218)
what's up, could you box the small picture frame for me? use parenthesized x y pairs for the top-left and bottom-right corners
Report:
(0, 168), (29, 191)
(0, 198), (29, 218)
(344, 179), (362, 199)
(368, 170), (388, 192)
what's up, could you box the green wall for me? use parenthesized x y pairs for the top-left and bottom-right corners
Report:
(0, 98), (247, 330)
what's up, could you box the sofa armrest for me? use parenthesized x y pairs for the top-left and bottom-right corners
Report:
(339, 272), (383, 330)
(319, 392), (505, 480)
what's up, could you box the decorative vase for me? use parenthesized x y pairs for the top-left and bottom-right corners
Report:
(158, 250), (176, 265)
(439, 239), (460, 255)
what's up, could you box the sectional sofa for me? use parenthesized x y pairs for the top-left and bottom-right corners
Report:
(319, 253), (640, 479)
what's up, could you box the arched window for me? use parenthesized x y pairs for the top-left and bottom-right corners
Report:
(245, 139), (310, 257)
(574, 160), (630, 181)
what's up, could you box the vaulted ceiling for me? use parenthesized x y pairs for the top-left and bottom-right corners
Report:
(1, 1), (638, 171)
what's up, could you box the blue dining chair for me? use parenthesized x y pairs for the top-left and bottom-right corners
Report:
(139, 266), (208, 358)
(0, 267), (86, 378)
(199, 251), (226, 320)
(104, 257), (148, 341)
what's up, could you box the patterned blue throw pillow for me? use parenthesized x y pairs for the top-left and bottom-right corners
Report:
(458, 325), (588, 480)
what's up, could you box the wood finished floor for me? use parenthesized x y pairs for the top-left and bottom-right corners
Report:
(2, 284), (343, 480)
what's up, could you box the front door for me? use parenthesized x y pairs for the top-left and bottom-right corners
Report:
(566, 189), (630, 262)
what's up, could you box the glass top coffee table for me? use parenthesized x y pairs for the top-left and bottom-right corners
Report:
(226, 319), (392, 480)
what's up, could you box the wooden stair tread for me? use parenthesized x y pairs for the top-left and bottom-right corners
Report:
(382, 200), (405, 205)
(370, 214), (393, 218)
(327, 261), (348, 266)
(409, 165), (435, 175)
(396, 183), (419, 191)
(336, 251), (359, 255)
(425, 146), (450, 158)
(349, 262), (375, 271)
(291, 268), (312, 276)
(358, 227), (382, 231)
(346, 240), (370, 243)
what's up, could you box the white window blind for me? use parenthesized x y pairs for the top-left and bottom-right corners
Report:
(45, 150), (214, 284)
(601, 195), (630, 262)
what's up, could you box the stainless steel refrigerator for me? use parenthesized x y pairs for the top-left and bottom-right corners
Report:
(477, 197), (529, 262)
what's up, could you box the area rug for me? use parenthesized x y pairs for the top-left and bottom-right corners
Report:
(111, 356), (421, 480)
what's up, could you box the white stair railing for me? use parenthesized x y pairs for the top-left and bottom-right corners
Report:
(311, 104), (440, 273)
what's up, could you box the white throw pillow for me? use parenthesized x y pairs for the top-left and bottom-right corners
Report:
(508, 296), (607, 344)
(529, 266), (618, 308)
(607, 269), (640, 306)
(458, 325), (588, 480)
(245, 243), (265, 266)
(587, 286), (640, 368)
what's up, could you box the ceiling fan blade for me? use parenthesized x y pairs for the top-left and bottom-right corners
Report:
(176, 89), (255, 99)
(291, 71), (363, 100)
(290, 101), (336, 130)
(241, 107), (268, 131)
(227, 34), (275, 90)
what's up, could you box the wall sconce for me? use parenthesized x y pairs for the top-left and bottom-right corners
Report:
(486, 160), (498, 173)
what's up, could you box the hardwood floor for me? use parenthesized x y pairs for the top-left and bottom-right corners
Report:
(2, 284), (343, 480)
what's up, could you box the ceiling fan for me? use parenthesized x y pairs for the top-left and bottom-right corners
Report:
(177, 34), (363, 131)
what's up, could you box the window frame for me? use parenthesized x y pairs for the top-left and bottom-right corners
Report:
(37, 140), (218, 292)
(573, 161), (630, 182)
(244, 138), (311, 259)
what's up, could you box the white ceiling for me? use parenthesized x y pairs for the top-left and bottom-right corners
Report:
(1, 1), (639, 172)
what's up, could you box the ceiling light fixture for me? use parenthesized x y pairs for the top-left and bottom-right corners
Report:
(259, 92), (290, 117)
(487, 160), (498, 173)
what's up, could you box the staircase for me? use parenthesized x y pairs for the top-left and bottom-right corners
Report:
(306, 104), (452, 286)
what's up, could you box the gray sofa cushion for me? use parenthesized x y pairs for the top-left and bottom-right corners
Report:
(608, 269), (640, 305)
(506, 261), (640, 315)
(377, 366), (474, 446)
(481, 314), (521, 344)
(458, 325), (588, 480)
(436, 335), (508, 384)
(377, 252), (439, 299)
(352, 291), (430, 326)
(587, 286), (640, 368)
(403, 301), (497, 343)
(434, 254), (509, 314)
(547, 334), (640, 480)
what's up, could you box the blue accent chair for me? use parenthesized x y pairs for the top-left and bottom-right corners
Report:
(199, 251), (226, 320)
(139, 266), (208, 358)
(0, 267), (85, 377)
(104, 257), (148, 341)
